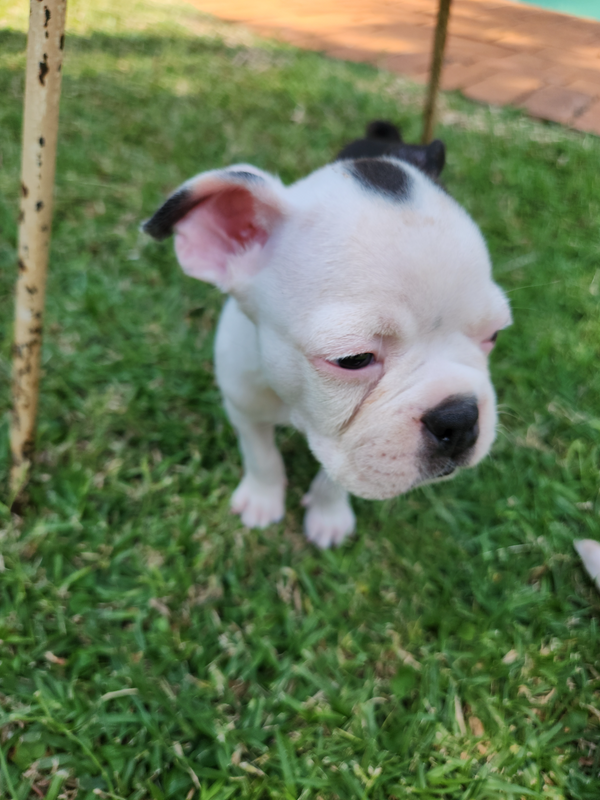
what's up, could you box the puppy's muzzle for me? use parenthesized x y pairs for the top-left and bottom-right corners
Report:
(422, 395), (479, 476)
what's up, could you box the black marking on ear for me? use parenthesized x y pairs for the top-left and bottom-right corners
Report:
(397, 140), (445, 179)
(427, 140), (445, 176)
(142, 188), (196, 241)
(335, 121), (403, 161)
(226, 170), (264, 184)
(143, 172), (265, 241)
(348, 158), (412, 201)
(366, 120), (402, 141)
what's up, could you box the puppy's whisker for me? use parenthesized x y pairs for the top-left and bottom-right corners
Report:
(505, 279), (562, 293)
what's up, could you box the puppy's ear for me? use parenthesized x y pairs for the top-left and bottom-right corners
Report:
(143, 166), (288, 290)
(397, 140), (446, 180)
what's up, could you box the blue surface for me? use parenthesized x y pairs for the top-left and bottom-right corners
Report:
(515, 0), (600, 22)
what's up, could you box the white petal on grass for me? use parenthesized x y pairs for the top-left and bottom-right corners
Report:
(574, 539), (600, 591)
(100, 688), (139, 701)
(454, 695), (467, 736)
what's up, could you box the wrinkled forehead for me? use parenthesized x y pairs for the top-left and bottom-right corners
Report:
(273, 160), (508, 334)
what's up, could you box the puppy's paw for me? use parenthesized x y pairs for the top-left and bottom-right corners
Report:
(231, 476), (285, 529)
(303, 495), (356, 549)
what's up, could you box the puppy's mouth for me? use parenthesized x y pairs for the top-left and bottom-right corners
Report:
(421, 462), (458, 483)
(436, 464), (456, 478)
(418, 456), (466, 484)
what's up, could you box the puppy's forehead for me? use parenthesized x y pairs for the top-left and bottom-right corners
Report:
(286, 159), (492, 290)
(276, 160), (508, 335)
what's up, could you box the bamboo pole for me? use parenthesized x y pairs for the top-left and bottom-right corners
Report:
(10, 0), (68, 501)
(422, 0), (452, 144)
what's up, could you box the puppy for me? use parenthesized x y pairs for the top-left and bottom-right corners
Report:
(144, 122), (511, 548)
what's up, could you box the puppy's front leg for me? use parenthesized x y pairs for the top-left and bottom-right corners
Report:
(302, 469), (355, 549)
(226, 401), (286, 529)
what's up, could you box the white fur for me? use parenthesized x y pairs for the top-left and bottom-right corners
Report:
(158, 157), (511, 547)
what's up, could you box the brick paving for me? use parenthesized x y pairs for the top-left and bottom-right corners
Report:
(183, 0), (600, 135)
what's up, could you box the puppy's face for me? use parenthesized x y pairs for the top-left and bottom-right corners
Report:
(144, 153), (510, 500)
(243, 162), (511, 499)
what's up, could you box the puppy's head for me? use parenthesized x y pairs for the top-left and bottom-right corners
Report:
(144, 125), (510, 499)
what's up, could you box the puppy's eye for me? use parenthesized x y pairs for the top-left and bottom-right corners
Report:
(334, 353), (375, 370)
(481, 330), (500, 355)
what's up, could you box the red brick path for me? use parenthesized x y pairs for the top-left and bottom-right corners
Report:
(184, 0), (600, 134)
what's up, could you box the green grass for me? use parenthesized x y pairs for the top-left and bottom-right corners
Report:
(1, 0), (599, 797)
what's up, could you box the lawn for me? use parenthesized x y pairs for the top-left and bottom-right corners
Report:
(0, 0), (599, 798)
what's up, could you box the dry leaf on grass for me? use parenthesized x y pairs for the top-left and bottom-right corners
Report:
(468, 716), (485, 737)
(502, 649), (519, 665)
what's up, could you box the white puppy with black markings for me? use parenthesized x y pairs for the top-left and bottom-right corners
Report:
(144, 122), (511, 548)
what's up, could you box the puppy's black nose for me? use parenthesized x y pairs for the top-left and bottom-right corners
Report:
(422, 396), (479, 460)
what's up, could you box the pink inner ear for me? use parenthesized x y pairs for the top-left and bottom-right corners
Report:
(174, 186), (272, 287)
(215, 188), (270, 247)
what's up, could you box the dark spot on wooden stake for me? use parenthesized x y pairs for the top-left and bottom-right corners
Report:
(21, 183), (29, 197)
(26, 285), (38, 295)
(22, 438), (35, 460)
(18, 258), (26, 272)
(36, 201), (44, 212)
(29, 326), (43, 336)
(44, 6), (50, 26)
(60, 34), (65, 50)
(39, 137), (45, 146)
(39, 53), (49, 85)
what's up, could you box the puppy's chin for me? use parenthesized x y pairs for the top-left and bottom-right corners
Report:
(332, 463), (465, 500)
(306, 432), (420, 500)
(307, 432), (490, 500)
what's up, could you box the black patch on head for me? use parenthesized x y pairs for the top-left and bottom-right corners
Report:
(348, 158), (412, 201)
(142, 188), (197, 241)
(335, 120), (446, 181)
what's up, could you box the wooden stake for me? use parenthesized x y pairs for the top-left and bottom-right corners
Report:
(10, 0), (67, 500)
(422, 0), (452, 144)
